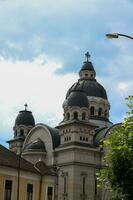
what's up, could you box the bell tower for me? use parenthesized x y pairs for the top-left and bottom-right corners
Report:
(7, 104), (35, 154)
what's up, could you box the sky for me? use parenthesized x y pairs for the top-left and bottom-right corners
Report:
(0, 0), (133, 147)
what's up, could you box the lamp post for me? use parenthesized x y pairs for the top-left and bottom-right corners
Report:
(106, 33), (133, 40)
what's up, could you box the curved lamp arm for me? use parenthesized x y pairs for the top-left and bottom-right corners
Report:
(106, 33), (133, 40)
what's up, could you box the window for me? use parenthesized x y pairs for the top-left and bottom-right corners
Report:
(85, 73), (88, 76)
(74, 112), (78, 120)
(82, 176), (86, 194)
(64, 176), (67, 194)
(90, 106), (95, 115)
(47, 187), (53, 200)
(66, 112), (70, 120)
(26, 184), (33, 200)
(98, 108), (102, 116)
(82, 112), (86, 120)
(63, 173), (68, 195)
(4, 180), (12, 200)
(81, 174), (87, 200)
(20, 129), (24, 136)
(14, 130), (17, 137)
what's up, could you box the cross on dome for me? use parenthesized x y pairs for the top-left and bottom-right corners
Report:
(24, 103), (28, 111)
(85, 52), (90, 62)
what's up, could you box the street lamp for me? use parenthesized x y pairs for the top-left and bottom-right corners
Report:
(106, 33), (133, 40)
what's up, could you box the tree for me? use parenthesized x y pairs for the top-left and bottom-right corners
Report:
(98, 96), (133, 200)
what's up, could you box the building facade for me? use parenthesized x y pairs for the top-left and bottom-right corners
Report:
(6, 52), (114, 200)
(0, 144), (56, 200)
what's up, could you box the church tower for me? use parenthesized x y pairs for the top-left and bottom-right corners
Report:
(7, 104), (35, 154)
(66, 52), (111, 128)
(54, 53), (112, 200)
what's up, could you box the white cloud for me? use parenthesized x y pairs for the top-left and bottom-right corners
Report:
(0, 54), (77, 138)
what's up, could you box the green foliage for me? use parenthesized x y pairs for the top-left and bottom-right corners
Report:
(99, 96), (133, 200)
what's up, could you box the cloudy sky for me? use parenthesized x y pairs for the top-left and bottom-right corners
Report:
(0, 0), (133, 146)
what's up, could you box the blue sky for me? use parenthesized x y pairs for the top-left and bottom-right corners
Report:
(0, 0), (133, 146)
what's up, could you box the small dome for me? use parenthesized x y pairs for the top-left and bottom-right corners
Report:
(66, 79), (107, 100)
(65, 90), (89, 108)
(24, 139), (46, 152)
(15, 110), (35, 126)
(80, 61), (95, 72)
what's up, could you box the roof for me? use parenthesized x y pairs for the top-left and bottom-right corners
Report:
(36, 124), (60, 149)
(94, 123), (121, 147)
(80, 61), (95, 72)
(64, 90), (89, 108)
(66, 79), (107, 100)
(0, 145), (38, 173)
(15, 110), (35, 126)
(7, 136), (25, 143)
(24, 139), (46, 152)
(45, 125), (60, 149)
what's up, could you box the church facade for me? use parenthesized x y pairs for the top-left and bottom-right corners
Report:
(7, 52), (113, 200)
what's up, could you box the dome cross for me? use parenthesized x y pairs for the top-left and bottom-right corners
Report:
(24, 103), (28, 111)
(85, 52), (90, 62)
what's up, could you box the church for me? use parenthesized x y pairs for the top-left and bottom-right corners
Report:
(3, 52), (115, 200)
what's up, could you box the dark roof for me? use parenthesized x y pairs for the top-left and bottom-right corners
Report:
(7, 136), (25, 143)
(45, 125), (60, 149)
(66, 79), (107, 100)
(0, 145), (38, 173)
(24, 139), (46, 152)
(36, 124), (60, 149)
(35, 161), (55, 176)
(94, 123), (121, 147)
(15, 110), (35, 126)
(80, 61), (95, 72)
(65, 90), (89, 108)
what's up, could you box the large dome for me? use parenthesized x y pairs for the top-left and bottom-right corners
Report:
(66, 79), (107, 100)
(15, 110), (35, 126)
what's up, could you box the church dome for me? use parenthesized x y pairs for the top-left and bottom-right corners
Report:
(64, 90), (89, 108)
(66, 52), (107, 100)
(15, 104), (35, 126)
(66, 79), (107, 100)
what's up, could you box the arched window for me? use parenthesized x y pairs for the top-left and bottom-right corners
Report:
(90, 106), (95, 115)
(14, 130), (17, 137)
(82, 112), (86, 120)
(66, 112), (70, 120)
(20, 129), (24, 136)
(74, 111), (78, 120)
(98, 108), (102, 116)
